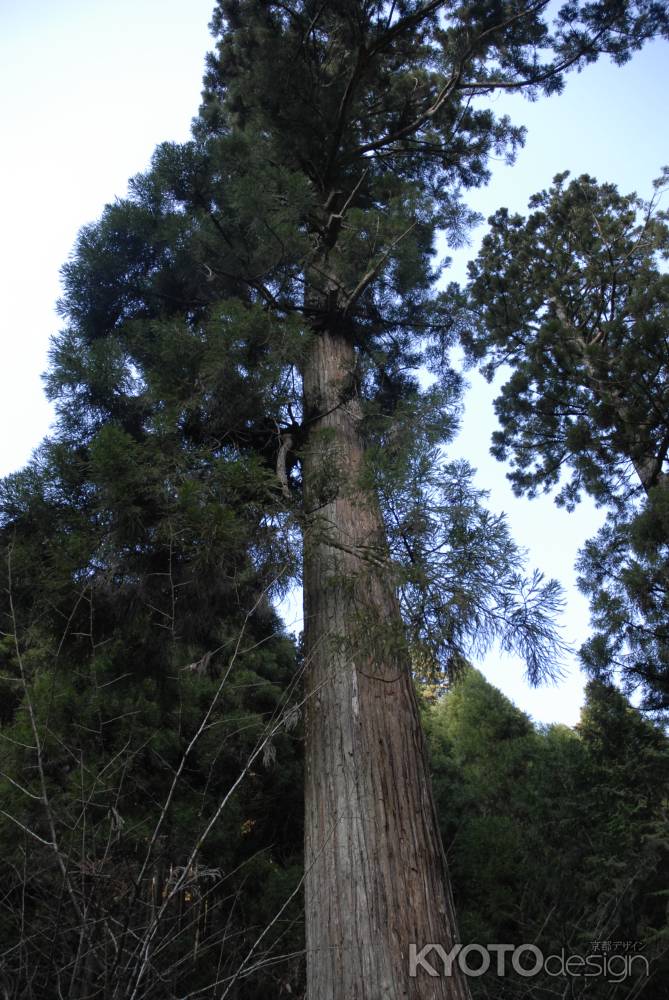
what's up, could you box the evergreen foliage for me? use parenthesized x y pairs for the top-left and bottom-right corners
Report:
(0, 628), (304, 999)
(0, 350), (304, 996)
(456, 171), (669, 712)
(458, 171), (669, 509)
(426, 669), (669, 998)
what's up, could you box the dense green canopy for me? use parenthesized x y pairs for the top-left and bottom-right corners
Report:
(457, 171), (669, 713)
(427, 668), (669, 999)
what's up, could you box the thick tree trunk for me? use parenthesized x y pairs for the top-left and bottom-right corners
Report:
(301, 327), (470, 1000)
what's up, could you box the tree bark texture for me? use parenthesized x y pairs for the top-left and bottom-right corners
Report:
(301, 327), (471, 1000)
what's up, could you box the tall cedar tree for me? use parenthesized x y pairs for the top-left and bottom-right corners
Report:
(22, 2), (669, 998)
(458, 172), (669, 715)
(2, 30), (563, 1000)
(197, 7), (667, 996)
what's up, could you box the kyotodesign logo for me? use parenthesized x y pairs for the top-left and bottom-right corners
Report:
(408, 942), (649, 984)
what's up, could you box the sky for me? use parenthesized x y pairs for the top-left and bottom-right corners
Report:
(1, 1), (668, 726)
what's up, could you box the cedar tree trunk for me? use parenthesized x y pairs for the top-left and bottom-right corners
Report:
(301, 323), (471, 1000)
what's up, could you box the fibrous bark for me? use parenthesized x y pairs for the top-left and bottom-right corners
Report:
(302, 326), (470, 1000)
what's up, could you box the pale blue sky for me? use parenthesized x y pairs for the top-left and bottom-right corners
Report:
(1, 2), (667, 724)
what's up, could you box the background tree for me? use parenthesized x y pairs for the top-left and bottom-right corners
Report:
(459, 171), (669, 509)
(0, 613), (305, 1000)
(425, 668), (669, 998)
(458, 171), (669, 714)
(578, 491), (669, 715)
(0, 347), (305, 997)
